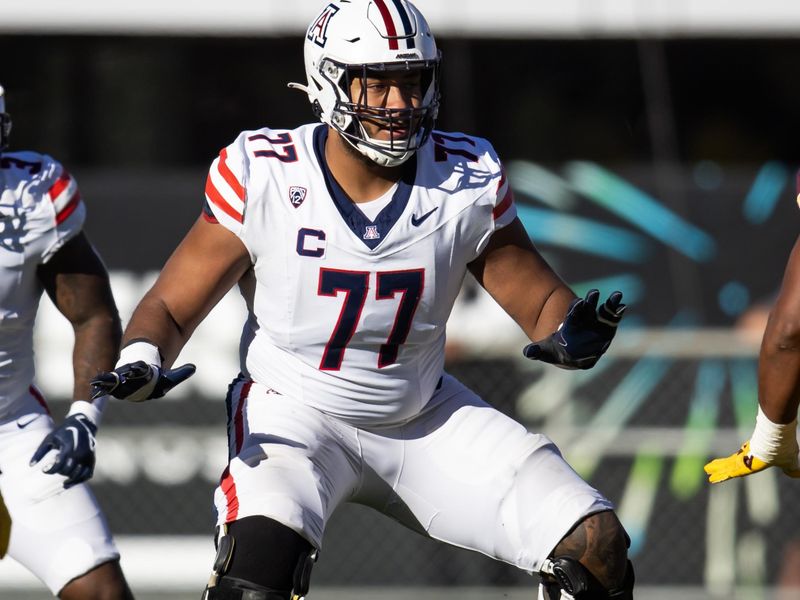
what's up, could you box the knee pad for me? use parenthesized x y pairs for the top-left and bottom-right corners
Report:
(203, 575), (290, 600)
(610, 560), (635, 600)
(203, 547), (317, 600)
(203, 516), (317, 600)
(539, 557), (635, 600)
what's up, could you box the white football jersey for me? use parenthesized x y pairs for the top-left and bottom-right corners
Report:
(205, 124), (516, 426)
(0, 151), (86, 417)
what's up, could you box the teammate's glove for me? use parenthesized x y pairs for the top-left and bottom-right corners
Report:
(704, 407), (800, 483)
(523, 289), (625, 370)
(90, 361), (196, 402)
(704, 441), (800, 483)
(30, 400), (100, 488)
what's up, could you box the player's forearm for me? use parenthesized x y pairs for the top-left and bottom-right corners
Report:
(528, 285), (576, 340)
(758, 316), (800, 424)
(758, 234), (800, 423)
(121, 294), (193, 367)
(470, 218), (576, 341)
(72, 311), (122, 400)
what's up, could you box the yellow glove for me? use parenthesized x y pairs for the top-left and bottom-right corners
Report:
(704, 441), (800, 483)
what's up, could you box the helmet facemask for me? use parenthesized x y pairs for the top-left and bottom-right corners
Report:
(327, 58), (439, 167)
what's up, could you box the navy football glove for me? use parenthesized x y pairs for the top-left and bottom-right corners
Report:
(90, 361), (196, 402)
(523, 289), (625, 370)
(30, 403), (98, 488)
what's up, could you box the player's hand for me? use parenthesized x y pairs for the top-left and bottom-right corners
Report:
(90, 361), (196, 402)
(704, 440), (800, 483)
(30, 405), (98, 488)
(523, 289), (625, 370)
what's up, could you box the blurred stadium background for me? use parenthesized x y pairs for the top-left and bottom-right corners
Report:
(3, 1), (800, 598)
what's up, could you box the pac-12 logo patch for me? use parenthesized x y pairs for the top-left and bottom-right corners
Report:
(289, 186), (307, 208)
(308, 4), (340, 48)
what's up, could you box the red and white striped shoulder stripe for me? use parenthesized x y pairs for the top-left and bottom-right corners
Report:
(205, 147), (245, 224)
(46, 168), (82, 225)
(493, 169), (515, 221)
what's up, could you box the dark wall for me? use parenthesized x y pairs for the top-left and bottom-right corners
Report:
(2, 35), (799, 324)
(5, 36), (800, 166)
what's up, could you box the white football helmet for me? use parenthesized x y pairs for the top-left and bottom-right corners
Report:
(0, 84), (11, 151)
(290, 0), (440, 167)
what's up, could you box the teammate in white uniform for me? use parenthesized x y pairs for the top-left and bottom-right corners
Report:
(0, 85), (133, 599)
(92, 2), (633, 599)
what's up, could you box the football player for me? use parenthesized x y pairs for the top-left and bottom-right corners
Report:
(0, 84), (133, 599)
(91, 1), (633, 599)
(705, 232), (800, 483)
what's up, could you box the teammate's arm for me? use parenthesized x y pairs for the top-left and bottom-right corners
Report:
(705, 234), (800, 482)
(38, 232), (121, 399)
(30, 232), (122, 486)
(92, 216), (252, 402)
(468, 217), (625, 370)
(758, 234), (800, 424)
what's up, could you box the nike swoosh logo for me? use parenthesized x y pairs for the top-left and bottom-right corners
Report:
(16, 414), (41, 429)
(411, 207), (438, 227)
(66, 425), (79, 448)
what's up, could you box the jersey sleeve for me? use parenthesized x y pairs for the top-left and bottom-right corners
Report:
(204, 132), (250, 237)
(492, 164), (517, 229)
(41, 156), (86, 263)
(471, 141), (518, 258)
